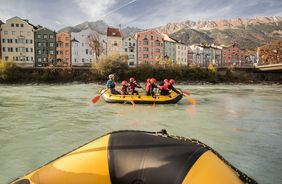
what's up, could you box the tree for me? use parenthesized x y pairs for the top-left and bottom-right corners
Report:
(88, 32), (105, 61)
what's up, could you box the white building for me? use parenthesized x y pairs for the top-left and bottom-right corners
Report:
(123, 36), (137, 67)
(71, 28), (106, 66)
(189, 44), (222, 67)
(0, 16), (36, 67)
(176, 42), (188, 65)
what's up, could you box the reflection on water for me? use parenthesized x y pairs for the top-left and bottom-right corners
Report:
(0, 84), (281, 184)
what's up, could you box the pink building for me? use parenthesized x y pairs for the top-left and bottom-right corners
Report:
(134, 30), (164, 65)
(221, 44), (245, 66)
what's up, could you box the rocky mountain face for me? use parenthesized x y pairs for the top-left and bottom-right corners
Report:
(156, 16), (282, 49)
(59, 16), (282, 49)
(58, 20), (142, 37)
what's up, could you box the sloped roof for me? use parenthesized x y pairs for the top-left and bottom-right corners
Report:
(162, 34), (177, 43)
(107, 27), (122, 37)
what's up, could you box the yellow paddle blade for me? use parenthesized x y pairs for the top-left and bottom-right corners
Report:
(187, 97), (196, 105)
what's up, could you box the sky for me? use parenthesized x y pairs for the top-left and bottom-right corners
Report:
(0, 0), (281, 30)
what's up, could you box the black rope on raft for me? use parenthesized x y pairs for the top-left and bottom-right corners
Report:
(159, 131), (258, 184)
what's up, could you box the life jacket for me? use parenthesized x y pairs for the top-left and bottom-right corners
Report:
(120, 85), (128, 94)
(106, 80), (116, 89)
(129, 82), (135, 91)
(145, 82), (150, 92)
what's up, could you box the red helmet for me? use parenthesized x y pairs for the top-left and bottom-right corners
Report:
(169, 79), (175, 84)
(164, 79), (169, 83)
(129, 77), (135, 82)
(150, 78), (156, 84)
(147, 78), (151, 83)
(122, 80), (127, 85)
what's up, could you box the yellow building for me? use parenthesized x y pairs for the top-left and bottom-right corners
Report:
(106, 27), (123, 56)
(0, 16), (37, 67)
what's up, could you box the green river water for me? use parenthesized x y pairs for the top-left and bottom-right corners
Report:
(0, 84), (281, 184)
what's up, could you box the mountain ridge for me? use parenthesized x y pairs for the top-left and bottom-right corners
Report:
(58, 16), (282, 49)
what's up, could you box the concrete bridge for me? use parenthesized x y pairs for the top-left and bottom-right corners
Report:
(255, 63), (282, 71)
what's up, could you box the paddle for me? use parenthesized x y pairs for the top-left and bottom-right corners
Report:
(130, 94), (135, 106)
(182, 93), (196, 105)
(91, 89), (108, 104)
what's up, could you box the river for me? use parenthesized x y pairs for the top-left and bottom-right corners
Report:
(0, 84), (281, 183)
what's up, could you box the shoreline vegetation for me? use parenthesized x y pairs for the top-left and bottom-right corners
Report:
(1, 55), (281, 84)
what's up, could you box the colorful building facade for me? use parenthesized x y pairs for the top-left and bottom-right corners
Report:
(189, 44), (221, 67)
(123, 36), (137, 67)
(71, 28), (106, 66)
(107, 27), (123, 56)
(176, 42), (188, 65)
(162, 34), (176, 62)
(56, 32), (71, 67)
(1, 16), (36, 67)
(221, 44), (245, 66)
(135, 30), (164, 65)
(34, 27), (56, 67)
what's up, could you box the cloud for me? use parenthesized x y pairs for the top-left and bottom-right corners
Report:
(0, 0), (281, 30)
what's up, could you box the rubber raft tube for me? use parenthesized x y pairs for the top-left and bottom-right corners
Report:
(11, 130), (257, 184)
(101, 89), (183, 104)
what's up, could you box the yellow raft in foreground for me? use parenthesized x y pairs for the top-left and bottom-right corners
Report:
(101, 89), (183, 104)
(12, 130), (256, 184)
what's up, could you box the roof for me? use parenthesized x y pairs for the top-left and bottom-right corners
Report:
(71, 38), (79, 43)
(35, 27), (56, 33)
(162, 34), (176, 43)
(5, 16), (37, 29)
(107, 27), (122, 37)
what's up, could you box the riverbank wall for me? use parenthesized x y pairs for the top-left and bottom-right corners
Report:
(0, 66), (281, 84)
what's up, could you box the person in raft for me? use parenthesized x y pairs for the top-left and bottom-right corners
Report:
(106, 74), (120, 95)
(159, 79), (170, 96)
(168, 79), (181, 94)
(145, 78), (151, 95)
(148, 78), (158, 97)
(129, 77), (142, 95)
(120, 80), (129, 95)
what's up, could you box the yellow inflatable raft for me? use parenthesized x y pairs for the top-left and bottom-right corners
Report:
(101, 89), (183, 104)
(11, 130), (256, 184)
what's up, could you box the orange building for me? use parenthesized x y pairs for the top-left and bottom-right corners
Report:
(56, 32), (71, 66)
(134, 30), (164, 65)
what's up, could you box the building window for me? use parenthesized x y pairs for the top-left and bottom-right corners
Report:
(125, 48), (128, 52)
(50, 43), (54, 47)
(27, 31), (31, 36)
(143, 40), (148, 45)
(125, 42), (127, 46)
(20, 24), (24, 27)
(37, 50), (41, 54)
(37, 42), (41, 47)
(16, 24), (19, 27)
(50, 35), (54, 39)
(143, 54), (149, 58)
(50, 50), (54, 54)
(12, 31), (15, 35)
(11, 23), (14, 27)
(151, 35), (154, 40)
(37, 34), (41, 39)
(143, 47), (149, 52)
(86, 49), (89, 55)
(2, 47), (6, 52)
(114, 41), (118, 46)
(43, 34), (47, 39)
(4, 31), (8, 35)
